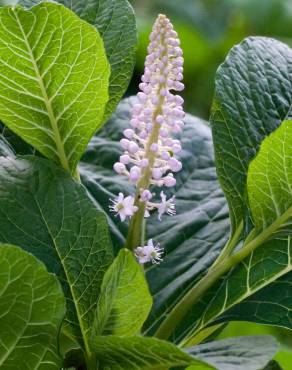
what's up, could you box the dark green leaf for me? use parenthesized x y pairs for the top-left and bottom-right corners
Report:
(93, 248), (152, 336)
(0, 3), (109, 173)
(0, 156), (113, 352)
(91, 335), (214, 370)
(0, 243), (66, 369)
(263, 360), (283, 370)
(187, 336), (278, 370)
(211, 37), (292, 233)
(79, 97), (230, 341)
(18, 0), (137, 121)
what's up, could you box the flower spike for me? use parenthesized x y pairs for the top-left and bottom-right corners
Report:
(110, 14), (184, 260)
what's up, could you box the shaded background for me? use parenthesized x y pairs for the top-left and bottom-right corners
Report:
(128, 0), (292, 368)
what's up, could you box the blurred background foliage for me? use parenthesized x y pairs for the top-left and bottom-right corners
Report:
(1, 0), (292, 367)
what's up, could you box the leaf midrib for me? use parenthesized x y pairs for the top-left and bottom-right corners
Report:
(13, 8), (70, 172)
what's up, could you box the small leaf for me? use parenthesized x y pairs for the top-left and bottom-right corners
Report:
(0, 156), (113, 353)
(0, 243), (66, 369)
(0, 3), (109, 173)
(90, 335), (214, 370)
(187, 336), (278, 370)
(93, 248), (152, 337)
(211, 37), (292, 233)
(18, 0), (137, 121)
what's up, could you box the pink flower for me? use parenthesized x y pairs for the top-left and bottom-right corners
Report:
(135, 239), (163, 264)
(109, 193), (138, 222)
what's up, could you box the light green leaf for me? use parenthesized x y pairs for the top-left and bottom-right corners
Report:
(0, 243), (66, 369)
(93, 248), (152, 337)
(211, 37), (292, 233)
(0, 3), (109, 173)
(18, 0), (137, 121)
(0, 156), (113, 354)
(91, 335), (214, 370)
(187, 336), (278, 370)
(79, 97), (230, 341)
(247, 119), (292, 232)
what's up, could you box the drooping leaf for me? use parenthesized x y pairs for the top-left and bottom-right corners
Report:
(0, 3), (109, 173)
(91, 335), (214, 370)
(92, 248), (152, 337)
(18, 0), (137, 121)
(0, 243), (66, 369)
(186, 336), (278, 370)
(211, 37), (292, 233)
(79, 97), (230, 340)
(0, 156), (113, 352)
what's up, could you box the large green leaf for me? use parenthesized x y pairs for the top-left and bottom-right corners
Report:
(0, 243), (66, 369)
(211, 37), (292, 233)
(79, 97), (231, 340)
(91, 335), (214, 370)
(0, 156), (113, 353)
(18, 0), (137, 121)
(169, 237), (292, 343)
(247, 120), (292, 232)
(93, 248), (152, 336)
(186, 336), (278, 370)
(0, 3), (109, 173)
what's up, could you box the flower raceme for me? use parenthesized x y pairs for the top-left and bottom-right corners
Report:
(110, 14), (184, 264)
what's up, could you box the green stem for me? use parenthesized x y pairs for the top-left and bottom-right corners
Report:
(211, 220), (243, 268)
(154, 204), (292, 340)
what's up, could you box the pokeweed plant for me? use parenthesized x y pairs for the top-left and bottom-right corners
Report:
(0, 1), (291, 370)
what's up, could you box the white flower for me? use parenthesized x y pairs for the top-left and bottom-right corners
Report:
(135, 239), (163, 264)
(157, 191), (176, 220)
(109, 193), (138, 222)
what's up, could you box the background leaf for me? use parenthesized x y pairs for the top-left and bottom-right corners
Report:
(187, 335), (278, 370)
(0, 243), (66, 369)
(91, 335), (214, 370)
(211, 37), (292, 232)
(18, 0), (137, 121)
(0, 3), (109, 173)
(79, 96), (231, 341)
(0, 156), (113, 353)
(93, 248), (152, 336)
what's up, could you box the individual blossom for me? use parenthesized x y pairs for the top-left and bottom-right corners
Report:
(109, 193), (138, 222)
(135, 239), (163, 264)
(110, 14), (184, 262)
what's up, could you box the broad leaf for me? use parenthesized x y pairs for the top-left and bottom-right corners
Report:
(263, 360), (283, 370)
(186, 335), (278, 370)
(93, 248), (152, 336)
(211, 37), (292, 233)
(0, 3), (109, 173)
(247, 119), (292, 232)
(18, 0), (137, 121)
(169, 237), (292, 342)
(0, 156), (113, 352)
(91, 335), (214, 370)
(0, 243), (66, 369)
(79, 97), (230, 340)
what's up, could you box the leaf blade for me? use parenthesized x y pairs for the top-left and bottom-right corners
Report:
(0, 3), (109, 173)
(93, 248), (152, 337)
(0, 243), (66, 369)
(0, 156), (113, 352)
